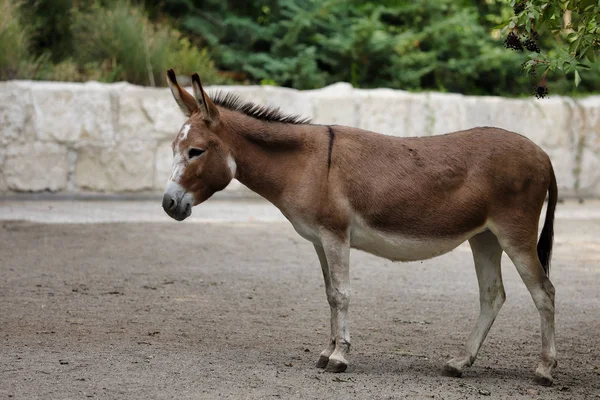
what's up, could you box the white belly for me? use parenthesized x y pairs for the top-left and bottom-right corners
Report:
(350, 218), (484, 262)
(283, 211), (484, 262)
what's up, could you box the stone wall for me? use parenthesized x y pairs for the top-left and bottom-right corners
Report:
(1, 80), (600, 198)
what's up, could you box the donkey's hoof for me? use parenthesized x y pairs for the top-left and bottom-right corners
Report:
(324, 358), (347, 373)
(442, 362), (463, 378)
(535, 360), (556, 386)
(316, 355), (329, 369)
(534, 370), (554, 386)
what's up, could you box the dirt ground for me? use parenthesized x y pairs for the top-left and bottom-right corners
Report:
(1, 210), (599, 399)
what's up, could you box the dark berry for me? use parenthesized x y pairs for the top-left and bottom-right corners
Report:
(513, 1), (526, 14)
(504, 32), (523, 51)
(523, 38), (540, 53)
(534, 84), (548, 99)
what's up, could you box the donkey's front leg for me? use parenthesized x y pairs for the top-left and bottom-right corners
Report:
(317, 231), (351, 373)
(313, 244), (336, 368)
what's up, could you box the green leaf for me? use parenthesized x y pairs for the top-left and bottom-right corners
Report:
(576, 62), (592, 70)
(574, 69), (581, 87)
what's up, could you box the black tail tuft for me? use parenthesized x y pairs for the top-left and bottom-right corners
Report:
(537, 164), (557, 277)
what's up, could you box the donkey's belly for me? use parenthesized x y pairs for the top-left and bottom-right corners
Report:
(350, 220), (484, 262)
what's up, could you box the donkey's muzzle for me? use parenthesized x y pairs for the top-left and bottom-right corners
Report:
(162, 191), (192, 221)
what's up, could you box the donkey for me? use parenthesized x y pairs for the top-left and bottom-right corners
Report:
(162, 70), (558, 385)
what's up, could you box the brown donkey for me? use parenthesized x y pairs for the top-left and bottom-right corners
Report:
(162, 70), (558, 385)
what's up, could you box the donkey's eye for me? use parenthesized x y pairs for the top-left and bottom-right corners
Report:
(188, 148), (205, 159)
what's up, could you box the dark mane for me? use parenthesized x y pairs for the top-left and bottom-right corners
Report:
(210, 91), (311, 125)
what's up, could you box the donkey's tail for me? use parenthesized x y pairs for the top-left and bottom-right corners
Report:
(537, 162), (558, 277)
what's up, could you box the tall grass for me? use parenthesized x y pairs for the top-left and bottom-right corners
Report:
(71, 1), (224, 86)
(0, 0), (31, 80)
(0, 0), (225, 85)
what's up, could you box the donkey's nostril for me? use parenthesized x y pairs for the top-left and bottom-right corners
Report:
(162, 193), (178, 212)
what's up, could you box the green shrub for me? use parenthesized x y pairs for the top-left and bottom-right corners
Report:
(70, 1), (226, 86)
(167, 36), (224, 84)
(0, 0), (31, 80)
(20, 0), (75, 62)
(165, 0), (600, 96)
(31, 58), (105, 83)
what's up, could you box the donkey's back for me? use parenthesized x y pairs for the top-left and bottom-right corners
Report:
(320, 127), (553, 250)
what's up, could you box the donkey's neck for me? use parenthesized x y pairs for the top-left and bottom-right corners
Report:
(222, 112), (318, 206)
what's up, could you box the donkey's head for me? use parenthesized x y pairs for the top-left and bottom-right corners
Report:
(162, 70), (236, 221)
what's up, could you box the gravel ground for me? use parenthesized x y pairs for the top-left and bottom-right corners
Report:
(0, 200), (599, 399)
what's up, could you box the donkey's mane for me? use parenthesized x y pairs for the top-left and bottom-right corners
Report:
(210, 91), (311, 125)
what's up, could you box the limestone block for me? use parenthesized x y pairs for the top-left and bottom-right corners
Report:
(207, 84), (266, 103)
(426, 92), (469, 135)
(579, 96), (600, 150)
(0, 81), (34, 145)
(309, 83), (357, 126)
(32, 81), (115, 145)
(577, 147), (600, 196)
(575, 96), (600, 196)
(261, 86), (313, 121)
(75, 141), (154, 191)
(153, 141), (173, 190)
(356, 89), (429, 137)
(116, 84), (185, 142)
(3, 142), (68, 191)
(317, 82), (355, 94)
(552, 149), (576, 195)
(463, 96), (508, 130)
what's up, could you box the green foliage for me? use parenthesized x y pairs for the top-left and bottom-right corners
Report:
(166, 0), (585, 95)
(20, 0), (75, 62)
(167, 36), (223, 82)
(71, 1), (225, 86)
(0, 0), (224, 85)
(3, 0), (600, 96)
(0, 0), (32, 79)
(502, 0), (600, 92)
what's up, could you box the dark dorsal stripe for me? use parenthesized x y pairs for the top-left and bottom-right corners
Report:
(327, 126), (335, 169)
(210, 91), (312, 125)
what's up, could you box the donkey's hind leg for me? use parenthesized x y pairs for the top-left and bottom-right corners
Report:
(500, 238), (557, 386)
(444, 230), (505, 377)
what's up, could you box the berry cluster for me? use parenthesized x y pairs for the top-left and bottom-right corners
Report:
(523, 38), (540, 53)
(513, 1), (526, 14)
(534, 84), (548, 99)
(529, 68), (537, 78)
(504, 32), (523, 51)
(505, 31), (541, 53)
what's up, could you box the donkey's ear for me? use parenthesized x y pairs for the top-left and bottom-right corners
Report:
(166, 69), (198, 117)
(191, 73), (220, 124)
